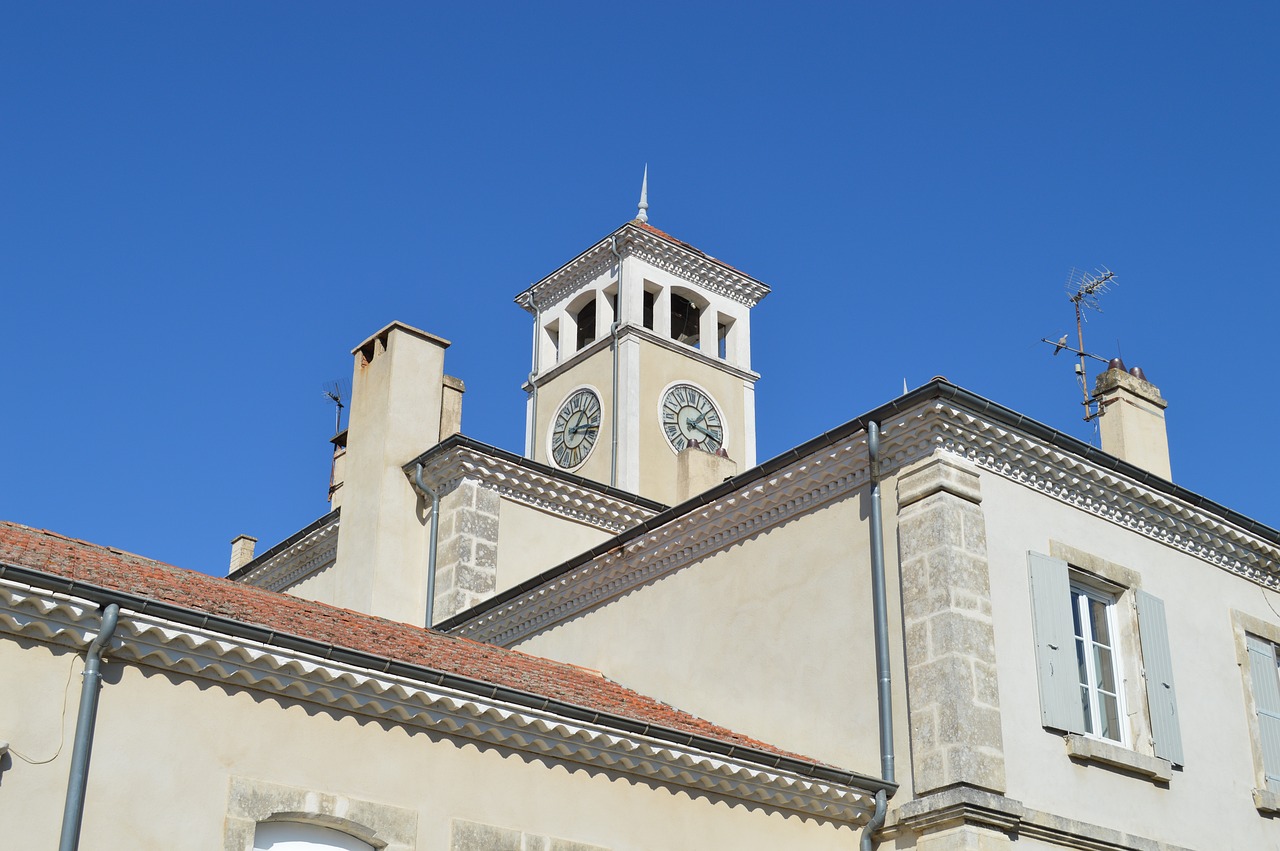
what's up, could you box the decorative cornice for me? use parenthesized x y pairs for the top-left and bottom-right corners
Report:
(410, 443), (659, 534)
(526, 325), (760, 391)
(450, 396), (1280, 644)
(233, 515), (339, 592)
(927, 401), (1280, 591)
(517, 223), (770, 313)
(0, 578), (879, 824)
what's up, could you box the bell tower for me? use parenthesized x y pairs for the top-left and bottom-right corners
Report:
(517, 176), (770, 504)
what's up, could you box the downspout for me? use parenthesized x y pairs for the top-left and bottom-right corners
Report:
(860, 789), (888, 851)
(59, 602), (120, 851)
(861, 420), (894, 851)
(527, 299), (541, 459)
(608, 235), (622, 488)
(412, 463), (440, 628)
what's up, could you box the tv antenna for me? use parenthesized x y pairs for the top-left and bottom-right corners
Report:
(323, 380), (348, 435)
(1040, 267), (1117, 421)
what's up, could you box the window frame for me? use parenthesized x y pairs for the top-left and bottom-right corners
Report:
(1069, 579), (1128, 746)
(1028, 543), (1184, 778)
(1230, 609), (1280, 813)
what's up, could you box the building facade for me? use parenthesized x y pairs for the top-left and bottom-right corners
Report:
(3, 212), (1279, 850)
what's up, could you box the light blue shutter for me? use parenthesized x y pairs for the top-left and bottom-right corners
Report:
(1134, 590), (1184, 765)
(1246, 635), (1280, 792)
(1027, 552), (1085, 733)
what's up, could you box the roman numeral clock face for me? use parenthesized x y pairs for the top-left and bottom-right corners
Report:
(660, 384), (723, 453)
(550, 388), (602, 470)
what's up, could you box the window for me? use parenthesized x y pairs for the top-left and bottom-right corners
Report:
(574, 298), (596, 351)
(1028, 550), (1183, 767)
(1071, 583), (1126, 744)
(642, 289), (655, 330)
(1245, 635), (1280, 793)
(670, 292), (700, 347)
(544, 320), (560, 365)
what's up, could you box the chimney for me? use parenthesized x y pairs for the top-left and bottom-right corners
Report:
(441, 375), (465, 439)
(676, 446), (738, 503)
(328, 429), (348, 509)
(332, 321), (453, 622)
(229, 535), (257, 573)
(1093, 360), (1172, 480)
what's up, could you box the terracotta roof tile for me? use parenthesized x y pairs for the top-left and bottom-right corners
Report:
(633, 220), (753, 277)
(0, 520), (820, 765)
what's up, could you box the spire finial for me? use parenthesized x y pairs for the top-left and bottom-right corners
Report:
(636, 164), (649, 223)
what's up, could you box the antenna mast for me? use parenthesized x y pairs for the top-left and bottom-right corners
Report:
(1041, 267), (1117, 421)
(323, 380), (347, 435)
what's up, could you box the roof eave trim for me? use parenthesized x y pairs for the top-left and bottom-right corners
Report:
(0, 562), (892, 802)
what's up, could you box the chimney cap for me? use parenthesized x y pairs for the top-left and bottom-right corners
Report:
(1128, 365), (1148, 382)
(1107, 357), (1127, 373)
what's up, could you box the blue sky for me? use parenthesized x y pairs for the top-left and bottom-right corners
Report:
(3, 4), (1277, 575)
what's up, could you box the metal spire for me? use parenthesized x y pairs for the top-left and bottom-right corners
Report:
(636, 164), (649, 223)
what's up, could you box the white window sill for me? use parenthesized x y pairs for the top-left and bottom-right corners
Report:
(1254, 788), (1280, 815)
(1064, 734), (1172, 783)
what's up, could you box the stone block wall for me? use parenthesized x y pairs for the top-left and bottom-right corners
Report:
(897, 452), (1006, 795)
(433, 479), (501, 623)
(451, 820), (608, 851)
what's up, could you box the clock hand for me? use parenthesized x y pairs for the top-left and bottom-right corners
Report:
(689, 421), (719, 442)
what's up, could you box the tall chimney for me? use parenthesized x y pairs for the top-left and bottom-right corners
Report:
(331, 321), (452, 622)
(1094, 362), (1171, 480)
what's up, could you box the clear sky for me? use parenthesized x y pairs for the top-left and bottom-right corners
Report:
(3, 4), (1277, 576)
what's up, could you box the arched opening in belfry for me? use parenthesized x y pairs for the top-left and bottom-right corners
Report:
(670, 290), (701, 347)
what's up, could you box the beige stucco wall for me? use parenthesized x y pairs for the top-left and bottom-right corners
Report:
(284, 557), (341, 605)
(513, 484), (908, 787)
(980, 469), (1280, 850)
(495, 498), (612, 592)
(0, 634), (861, 851)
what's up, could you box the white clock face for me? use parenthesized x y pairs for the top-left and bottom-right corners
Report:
(660, 384), (724, 453)
(550, 388), (602, 469)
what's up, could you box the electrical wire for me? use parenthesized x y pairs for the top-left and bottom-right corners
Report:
(8, 651), (79, 764)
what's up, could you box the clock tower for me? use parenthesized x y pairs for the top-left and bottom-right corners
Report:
(517, 185), (770, 505)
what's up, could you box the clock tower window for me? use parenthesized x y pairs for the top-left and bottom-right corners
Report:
(642, 289), (656, 331)
(542, 320), (561, 365)
(670, 290), (702, 347)
(574, 298), (597, 352)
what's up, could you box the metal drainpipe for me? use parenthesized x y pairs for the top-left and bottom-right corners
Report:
(412, 464), (440, 628)
(860, 789), (888, 851)
(59, 602), (120, 851)
(862, 420), (894, 850)
(528, 300), (541, 458)
(608, 235), (622, 488)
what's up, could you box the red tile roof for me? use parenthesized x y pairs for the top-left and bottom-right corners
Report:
(0, 520), (819, 765)
(633, 220), (754, 277)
